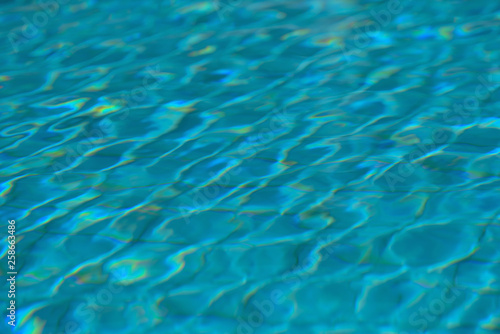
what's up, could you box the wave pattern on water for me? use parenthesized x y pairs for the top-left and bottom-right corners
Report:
(1, 0), (500, 333)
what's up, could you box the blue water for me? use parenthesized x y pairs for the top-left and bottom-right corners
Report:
(1, 0), (500, 333)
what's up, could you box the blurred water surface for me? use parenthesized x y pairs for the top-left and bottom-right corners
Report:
(1, 0), (500, 333)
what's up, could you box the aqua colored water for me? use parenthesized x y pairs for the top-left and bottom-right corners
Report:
(1, 0), (500, 333)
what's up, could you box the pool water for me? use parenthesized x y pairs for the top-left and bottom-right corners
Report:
(1, 0), (500, 333)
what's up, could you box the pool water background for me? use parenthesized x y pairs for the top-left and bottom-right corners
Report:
(1, 0), (500, 333)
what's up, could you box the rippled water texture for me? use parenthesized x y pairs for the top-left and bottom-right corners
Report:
(1, 0), (500, 333)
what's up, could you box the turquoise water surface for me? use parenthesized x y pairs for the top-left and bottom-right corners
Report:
(1, 0), (500, 333)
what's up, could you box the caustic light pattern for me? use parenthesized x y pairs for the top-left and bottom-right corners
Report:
(0, 0), (500, 333)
